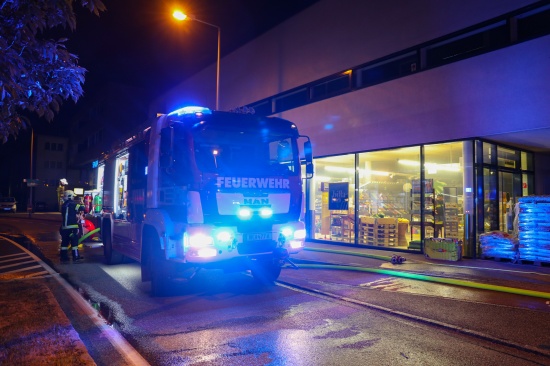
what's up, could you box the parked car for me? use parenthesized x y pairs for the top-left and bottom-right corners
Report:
(0, 197), (17, 213)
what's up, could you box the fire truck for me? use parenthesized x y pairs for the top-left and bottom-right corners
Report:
(99, 106), (313, 296)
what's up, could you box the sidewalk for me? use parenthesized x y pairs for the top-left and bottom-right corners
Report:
(0, 215), (96, 365)
(2, 213), (550, 364)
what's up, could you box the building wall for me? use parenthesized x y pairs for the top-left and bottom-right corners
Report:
(280, 35), (550, 157)
(150, 0), (538, 114)
(34, 135), (68, 209)
(149, 0), (549, 200)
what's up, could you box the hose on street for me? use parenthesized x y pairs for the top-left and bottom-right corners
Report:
(298, 247), (550, 300)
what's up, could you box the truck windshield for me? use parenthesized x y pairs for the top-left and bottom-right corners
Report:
(192, 128), (299, 176)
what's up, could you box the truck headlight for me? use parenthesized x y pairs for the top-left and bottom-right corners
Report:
(259, 207), (273, 218)
(279, 227), (305, 249)
(187, 233), (214, 247)
(238, 207), (252, 219)
(197, 247), (218, 258)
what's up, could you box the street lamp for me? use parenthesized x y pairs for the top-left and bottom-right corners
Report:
(28, 128), (34, 217)
(173, 9), (221, 110)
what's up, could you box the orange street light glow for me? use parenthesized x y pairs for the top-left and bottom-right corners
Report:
(173, 10), (187, 21)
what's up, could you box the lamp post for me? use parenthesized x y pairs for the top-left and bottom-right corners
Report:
(173, 10), (221, 110)
(28, 128), (34, 217)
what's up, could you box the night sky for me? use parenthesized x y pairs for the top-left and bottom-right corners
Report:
(72, 0), (319, 98)
(0, 0), (319, 198)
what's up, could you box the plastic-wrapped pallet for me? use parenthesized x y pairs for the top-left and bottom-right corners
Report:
(479, 231), (518, 260)
(424, 238), (462, 261)
(517, 196), (550, 263)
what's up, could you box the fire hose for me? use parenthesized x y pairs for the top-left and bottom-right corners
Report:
(289, 247), (550, 300)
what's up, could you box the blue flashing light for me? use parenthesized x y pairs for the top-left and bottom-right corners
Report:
(281, 227), (293, 237)
(216, 230), (233, 243)
(168, 106), (212, 117)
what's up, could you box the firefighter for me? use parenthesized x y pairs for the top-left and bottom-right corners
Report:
(60, 190), (85, 263)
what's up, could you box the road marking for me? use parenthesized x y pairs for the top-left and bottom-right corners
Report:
(0, 259), (37, 270)
(0, 248), (50, 279)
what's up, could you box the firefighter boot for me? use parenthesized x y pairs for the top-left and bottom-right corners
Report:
(60, 249), (70, 263)
(72, 249), (84, 263)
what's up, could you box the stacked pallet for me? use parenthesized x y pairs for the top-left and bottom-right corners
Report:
(359, 217), (397, 246)
(517, 196), (550, 263)
(479, 231), (519, 260)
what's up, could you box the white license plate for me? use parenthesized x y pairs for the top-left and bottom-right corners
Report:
(244, 232), (271, 241)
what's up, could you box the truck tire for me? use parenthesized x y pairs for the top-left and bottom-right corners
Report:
(149, 238), (174, 297)
(102, 219), (124, 265)
(250, 257), (282, 284)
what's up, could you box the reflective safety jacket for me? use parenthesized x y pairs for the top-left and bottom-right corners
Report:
(61, 199), (85, 230)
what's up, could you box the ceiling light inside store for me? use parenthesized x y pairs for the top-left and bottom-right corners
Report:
(324, 166), (354, 173)
(324, 166), (390, 176)
(398, 160), (460, 172)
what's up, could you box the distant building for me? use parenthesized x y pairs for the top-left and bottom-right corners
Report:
(33, 135), (68, 211)
(65, 82), (149, 195)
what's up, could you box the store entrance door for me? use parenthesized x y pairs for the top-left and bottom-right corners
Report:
(498, 171), (522, 233)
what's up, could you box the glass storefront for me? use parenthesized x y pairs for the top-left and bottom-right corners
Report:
(309, 139), (534, 257)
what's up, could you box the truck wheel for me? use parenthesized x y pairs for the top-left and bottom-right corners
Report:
(150, 241), (174, 297)
(250, 258), (282, 284)
(102, 220), (124, 265)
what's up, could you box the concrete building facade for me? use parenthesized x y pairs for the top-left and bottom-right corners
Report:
(142, 0), (550, 256)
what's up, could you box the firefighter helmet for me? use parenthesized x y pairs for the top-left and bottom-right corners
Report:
(63, 190), (75, 200)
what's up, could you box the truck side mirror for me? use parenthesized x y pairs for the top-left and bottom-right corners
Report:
(306, 162), (314, 178)
(304, 140), (313, 179)
(304, 140), (312, 162)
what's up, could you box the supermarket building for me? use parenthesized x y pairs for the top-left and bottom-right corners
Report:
(141, 0), (550, 257)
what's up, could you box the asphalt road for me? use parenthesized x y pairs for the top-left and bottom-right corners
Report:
(2, 213), (550, 365)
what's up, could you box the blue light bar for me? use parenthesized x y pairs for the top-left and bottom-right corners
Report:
(168, 106), (212, 116)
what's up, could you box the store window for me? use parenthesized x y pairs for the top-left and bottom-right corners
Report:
(309, 139), (535, 256)
(424, 142), (465, 242)
(521, 151), (533, 171)
(475, 141), (535, 236)
(313, 155), (355, 243)
(358, 147), (420, 249)
(497, 146), (520, 169)
(482, 142), (496, 165)
(483, 167), (498, 232)
(522, 173), (534, 196)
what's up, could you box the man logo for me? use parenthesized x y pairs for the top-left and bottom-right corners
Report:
(244, 198), (269, 205)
